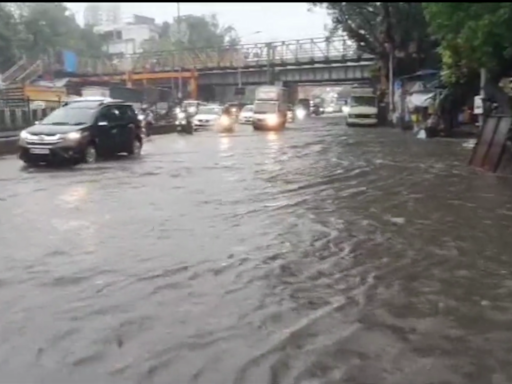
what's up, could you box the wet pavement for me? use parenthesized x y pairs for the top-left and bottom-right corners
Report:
(1, 117), (512, 383)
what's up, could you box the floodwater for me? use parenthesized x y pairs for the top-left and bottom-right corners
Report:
(1, 118), (512, 384)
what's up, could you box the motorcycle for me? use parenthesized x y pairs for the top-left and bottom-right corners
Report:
(138, 113), (153, 137)
(174, 108), (194, 135)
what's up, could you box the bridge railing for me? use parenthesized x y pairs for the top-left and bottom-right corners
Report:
(71, 36), (364, 76)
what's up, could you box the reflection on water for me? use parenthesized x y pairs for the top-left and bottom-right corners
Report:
(266, 131), (279, 144)
(219, 135), (232, 152)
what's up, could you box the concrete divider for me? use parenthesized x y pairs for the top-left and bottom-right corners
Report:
(0, 137), (19, 156)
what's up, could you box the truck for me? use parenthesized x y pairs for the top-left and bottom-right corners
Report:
(252, 85), (288, 131)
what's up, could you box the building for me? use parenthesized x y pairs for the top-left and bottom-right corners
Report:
(84, 3), (122, 27)
(93, 14), (159, 57)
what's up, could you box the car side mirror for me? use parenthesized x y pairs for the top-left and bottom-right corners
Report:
(97, 120), (108, 126)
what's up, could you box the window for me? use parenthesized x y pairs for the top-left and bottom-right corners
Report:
(40, 106), (95, 125)
(197, 106), (221, 115)
(349, 96), (376, 108)
(117, 105), (137, 121)
(241, 105), (254, 112)
(98, 106), (122, 124)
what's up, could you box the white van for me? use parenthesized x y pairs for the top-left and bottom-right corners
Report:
(346, 94), (378, 126)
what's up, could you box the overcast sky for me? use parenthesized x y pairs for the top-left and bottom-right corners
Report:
(66, 2), (331, 43)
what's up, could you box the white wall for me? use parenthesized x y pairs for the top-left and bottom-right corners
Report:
(95, 24), (159, 55)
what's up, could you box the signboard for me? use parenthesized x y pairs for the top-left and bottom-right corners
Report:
(234, 87), (245, 96)
(394, 80), (402, 91)
(62, 50), (78, 73)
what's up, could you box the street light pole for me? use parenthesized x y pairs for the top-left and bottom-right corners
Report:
(177, 2), (182, 100)
(237, 31), (261, 88)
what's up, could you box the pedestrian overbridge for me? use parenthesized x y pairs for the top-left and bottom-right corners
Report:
(1, 36), (376, 99)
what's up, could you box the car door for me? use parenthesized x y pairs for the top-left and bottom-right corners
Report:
(95, 106), (124, 155)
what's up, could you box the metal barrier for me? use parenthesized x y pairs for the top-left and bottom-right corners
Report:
(0, 99), (61, 134)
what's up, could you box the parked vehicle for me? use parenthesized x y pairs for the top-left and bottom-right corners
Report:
(19, 98), (143, 166)
(252, 85), (288, 131)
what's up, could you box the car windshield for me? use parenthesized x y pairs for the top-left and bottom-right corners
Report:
(198, 107), (221, 115)
(350, 96), (376, 107)
(254, 102), (277, 113)
(241, 106), (254, 113)
(40, 106), (95, 125)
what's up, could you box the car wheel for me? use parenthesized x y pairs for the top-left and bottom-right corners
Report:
(84, 143), (97, 164)
(128, 137), (142, 156)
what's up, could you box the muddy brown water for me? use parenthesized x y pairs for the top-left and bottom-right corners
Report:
(0, 119), (512, 384)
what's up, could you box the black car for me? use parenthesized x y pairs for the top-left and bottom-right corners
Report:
(18, 99), (143, 166)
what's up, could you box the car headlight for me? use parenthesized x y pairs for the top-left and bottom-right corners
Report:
(66, 131), (81, 141)
(20, 130), (29, 140)
(266, 114), (279, 125)
(177, 112), (186, 119)
(296, 109), (306, 119)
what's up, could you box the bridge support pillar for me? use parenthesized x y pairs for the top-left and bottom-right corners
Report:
(283, 82), (298, 104)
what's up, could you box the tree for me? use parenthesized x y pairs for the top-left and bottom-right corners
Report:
(423, 3), (512, 112)
(0, 2), (105, 73)
(143, 13), (239, 53)
(311, 3), (438, 96)
(0, 4), (22, 71)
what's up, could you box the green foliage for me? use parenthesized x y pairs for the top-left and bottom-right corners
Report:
(311, 2), (438, 77)
(0, 3), (105, 72)
(143, 14), (239, 53)
(423, 3), (512, 84)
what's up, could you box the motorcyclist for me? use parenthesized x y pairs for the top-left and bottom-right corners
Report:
(140, 105), (155, 137)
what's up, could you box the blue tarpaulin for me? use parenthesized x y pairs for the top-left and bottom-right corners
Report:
(62, 50), (78, 73)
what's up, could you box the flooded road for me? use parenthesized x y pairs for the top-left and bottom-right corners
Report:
(1, 118), (512, 383)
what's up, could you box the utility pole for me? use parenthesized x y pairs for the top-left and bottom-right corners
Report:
(177, 2), (182, 100)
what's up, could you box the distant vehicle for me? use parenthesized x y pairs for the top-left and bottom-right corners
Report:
(224, 102), (248, 120)
(311, 104), (325, 116)
(192, 105), (225, 131)
(183, 100), (207, 116)
(239, 105), (254, 124)
(287, 104), (295, 123)
(297, 98), (311, 115)
(345, 92), (378, 127)
(19, 99), (143, 166)
(252, 85), (288, 131)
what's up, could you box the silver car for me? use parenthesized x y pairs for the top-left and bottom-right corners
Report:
(192, 106), (223, 130)
(239, 105), (254, 124)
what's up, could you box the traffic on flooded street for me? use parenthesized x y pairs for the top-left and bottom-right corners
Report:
(2, 117), (512, 383)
